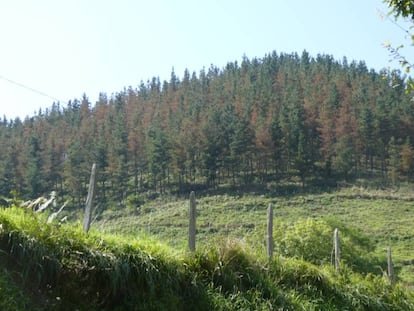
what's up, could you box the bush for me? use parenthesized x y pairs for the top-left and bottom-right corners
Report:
(274, 218), (383, 274)
(275, 219), (333, 265)
(125, 194), (146, 209)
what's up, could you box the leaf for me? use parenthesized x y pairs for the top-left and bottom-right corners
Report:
(383, 41), (392, 48)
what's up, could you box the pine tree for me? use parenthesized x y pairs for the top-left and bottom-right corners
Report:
(229, 113), (254, 184)
(24, 135), (43, 198)
(279, 84), (305, 173)
(387, 136), (400, 185)
(334, 134), (355, 179)
(400, 137), (414, 179)
(107, 94), (129, 203)
(202, 110), (223, 187)
(358, 105), (375, 171)
(63, 139), (86, 206)
(146, 122), (170, 193)
(295, 130), (311, 187)
(319, 83), (340, 176)
(270, 117), (283, 176)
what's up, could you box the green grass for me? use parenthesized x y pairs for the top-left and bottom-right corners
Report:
(0, 186), (414, 309)
(94, 186), (414, 286)
(0, 269), (32, 311)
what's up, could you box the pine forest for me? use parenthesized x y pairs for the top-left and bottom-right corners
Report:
(1, 51), (413, 206)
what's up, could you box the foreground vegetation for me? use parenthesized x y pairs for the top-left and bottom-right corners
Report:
(0, 185), (414, 310)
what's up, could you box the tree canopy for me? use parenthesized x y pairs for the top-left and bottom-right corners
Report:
(1, 50), (414, 207)
(385, 0), (414, 19)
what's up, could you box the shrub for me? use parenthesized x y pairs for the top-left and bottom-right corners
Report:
(274, 218), (382, 274)
(125, 194), (146, 210)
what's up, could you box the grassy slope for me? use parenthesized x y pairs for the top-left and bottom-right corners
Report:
(95, 186), (414, 286)
(0, 186), (414, 309)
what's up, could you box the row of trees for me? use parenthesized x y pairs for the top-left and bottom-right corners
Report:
(1, 51), (414, 206)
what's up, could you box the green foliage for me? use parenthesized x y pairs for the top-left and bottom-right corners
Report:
(385, 0), (414, 20)
(333, 134), (355, 178)
(146, 122), (171, 192)
(275, 219), (333, 265)
(125, 193), (146, 209)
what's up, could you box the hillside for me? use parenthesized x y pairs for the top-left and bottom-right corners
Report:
(0, 202), (413, 310)
(1, 51), (414, 209)
(2, 50), (414, 309)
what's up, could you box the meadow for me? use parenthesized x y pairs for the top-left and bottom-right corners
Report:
(1, 184), (414, 309)
(94, 184), (414, 286)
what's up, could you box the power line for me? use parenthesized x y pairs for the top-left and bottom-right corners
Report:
(388, 17), (411, 37)
(0, 74), (67, 104)
(377, 8), (412, 38)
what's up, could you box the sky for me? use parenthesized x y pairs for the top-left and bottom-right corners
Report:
(0, 0), (412, 120)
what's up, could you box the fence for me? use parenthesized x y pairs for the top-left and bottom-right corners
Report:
(181, 192), (395, 283)
(81, 187), (396, 284)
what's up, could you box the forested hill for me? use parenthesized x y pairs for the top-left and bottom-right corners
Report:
(1, 51), (413, 204)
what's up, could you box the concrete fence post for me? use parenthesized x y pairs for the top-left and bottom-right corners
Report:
(266, 204), (274, 259)
(189, 191), (196, 252)
(83, 163), (96, 233)
(334, 228), (340, 272)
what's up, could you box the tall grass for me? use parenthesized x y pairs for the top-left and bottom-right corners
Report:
(0, 268), (32, 311)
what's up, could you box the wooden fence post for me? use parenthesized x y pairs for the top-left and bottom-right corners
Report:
(387, 246), (395, 284)
(189, 191), (196, 252)
(83, 163), (96, 233)
(267, 204), (274, 259)
(334, 228), (340, 272)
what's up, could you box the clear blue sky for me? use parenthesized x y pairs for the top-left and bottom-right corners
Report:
(0, 0), (412, 120)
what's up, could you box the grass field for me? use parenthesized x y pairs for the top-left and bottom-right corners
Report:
(93, 185), (414, 286)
